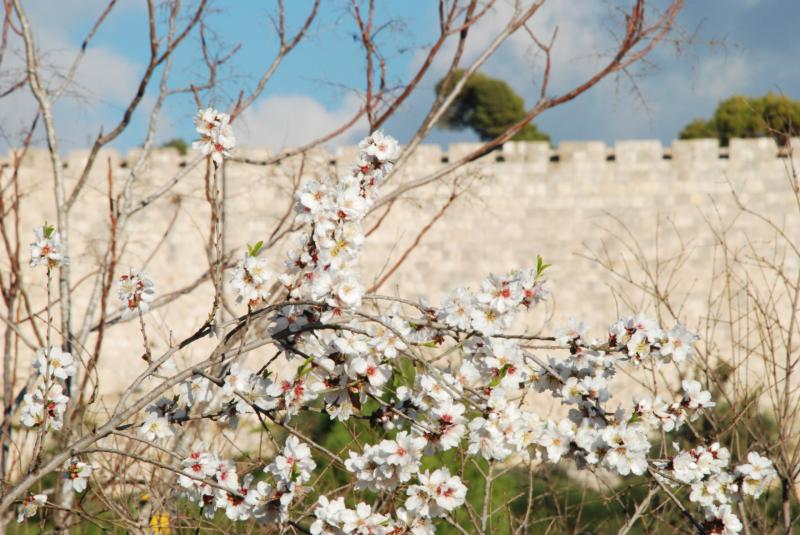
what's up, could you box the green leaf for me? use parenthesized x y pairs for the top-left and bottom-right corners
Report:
(247, 240), (264, 257)
(489, 363), (512, 388)
(297, 356), (314, 378)
(43, 222), (55, 239)
(535, 255), (551, 280)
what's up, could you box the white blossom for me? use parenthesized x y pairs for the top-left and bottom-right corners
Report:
(192, 107), (235, 166)
(311, 495), (348, 534)
(556, 317), (590, 346)
(265, 435), (316, 484)
(340, 502), (388, 535)
(117, 268), (156, 319)
(30, 224), (66, 268)
(659, 324), (698, 362)
(405, 468), (467, 518)
(17, 493), (46, 523)
(601, 423), (649, 476)
(682, 379), (716, 410)
(705, 504), (743, 534)
(735, 452), (776, 498)
(64, 457), (93, 493)
(538, 419), (575, 462)
(33, 346), (75, 380)
(231, 252), (273, 306)
(359, 130), (399, 162)
(140, 411), (173, 441)
(21, 382), (69, 430)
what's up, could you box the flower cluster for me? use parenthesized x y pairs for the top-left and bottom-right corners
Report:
(735, 452), (777, 498)
(20, 346), (74, 430)
(657, 443), (777, 533)
(279, 130), (399, 313)
(192, 107), (235, 166)
(345, 431), (426, 490)
(634, 379), (716, 432)
(254, 435), (317, 521)
(311, 498), (389, 535)
(29, 223), (67, 269)
(230, 241), (273, 307)
(117, 268), (156, 319)
(178, 436), (316, 523)
(177, 444), (250, 520)
(310, 467), (465, 535)
(405, 467), (467, 518)
(607, 314), (699, 365)
(526, 320), (723, 479)
(222, 362), (323, 423)
(438, 266), (548, 335)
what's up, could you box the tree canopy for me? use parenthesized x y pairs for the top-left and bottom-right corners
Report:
(679, 94), (800, 146)
(435, 69), (550, 142)
(160, 137), (189, 155)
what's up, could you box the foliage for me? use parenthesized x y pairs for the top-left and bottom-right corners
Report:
(159, 137), (189, 156)
(679, 93), (800, 146)
(436, 69), (550, 142)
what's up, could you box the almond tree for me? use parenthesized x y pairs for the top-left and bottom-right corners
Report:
(9, 3), (786, 534)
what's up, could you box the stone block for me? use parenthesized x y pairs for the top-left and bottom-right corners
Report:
(671, 138), (720, 164)
(614, 140), (663, 167)
(125, 147), (145, 166)
(403, 144), (443, 165)
(65, 148), (122, 173)
(149, 148), (184, 168)
(729, 137), (778, 165)
(295, 146), (333, 168)
(447, 142), (491, 163)
(20, 148), (51, 168)
(501, 141), (551, 163)
(234, 147), (272, 162)
(556, 141), (607, 164)
(334, 145), (360, 165)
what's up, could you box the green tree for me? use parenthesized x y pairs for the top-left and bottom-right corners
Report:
(680, 94), (800, 146)
(435, 69), (550, 142)
(160, 137), (189, 155)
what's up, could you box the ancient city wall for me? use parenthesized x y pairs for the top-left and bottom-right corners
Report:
(2, 137), (799, 393)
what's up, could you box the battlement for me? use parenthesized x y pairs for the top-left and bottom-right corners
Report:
(4, 132), (798, 399)
(3, 137), (797, 171)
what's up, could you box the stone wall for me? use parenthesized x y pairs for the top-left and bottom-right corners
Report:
(2, 137), (799, 394)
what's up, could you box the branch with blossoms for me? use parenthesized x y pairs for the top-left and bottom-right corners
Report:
(581, 165), (800, 533)
(3, 1), (762, 531)
(3, 126), (781, 535)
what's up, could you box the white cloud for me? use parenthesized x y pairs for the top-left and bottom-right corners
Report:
(25, 0), (141, 30)
(401, 0), (774, 144)
(0, 1), (148, 151)
(410, 0), (615, 98)
(238, 93), (367, 150)
(690, 55), (753, 100)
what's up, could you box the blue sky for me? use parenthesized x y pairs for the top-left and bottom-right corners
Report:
(2, 0), (798, 152)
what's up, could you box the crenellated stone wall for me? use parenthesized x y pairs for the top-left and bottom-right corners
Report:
(2, 137), (799, 394)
